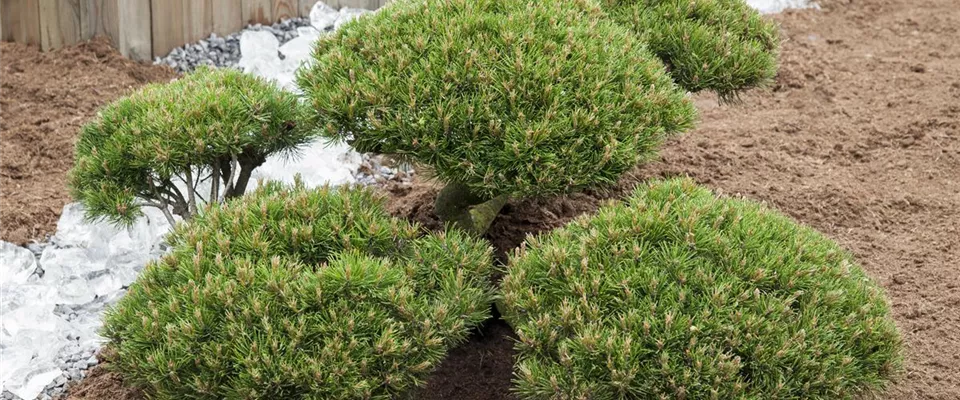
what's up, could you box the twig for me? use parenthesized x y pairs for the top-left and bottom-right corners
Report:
(224, 153), (239, 196)
(211, 159), (221, 203)
(147, 176), (177, 226)
(230, 162), (254, 198)
(184, 168), (198, 216)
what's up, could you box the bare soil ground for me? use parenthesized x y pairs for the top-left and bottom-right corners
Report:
(0, 38), (175, 244)
(26, 0), (960, 398)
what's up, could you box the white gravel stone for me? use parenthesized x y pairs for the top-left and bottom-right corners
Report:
(309, 1), (338, 31)
(334, 7), (372, 30)
(747, 0), (816, 13)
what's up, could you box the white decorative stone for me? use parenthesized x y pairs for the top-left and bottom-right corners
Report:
(252, 140), (362, 190)
(309, 1), (339, 31)
(279, 35), (317, 69)
(334, 8), (372, 30)
(746, 0), (816, 13)
(239, 30), (279, 60)
(0, 241), (36, 286)
(5, 367), (61, 400)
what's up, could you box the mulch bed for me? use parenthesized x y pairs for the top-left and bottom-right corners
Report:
(0, 37), (175, 245)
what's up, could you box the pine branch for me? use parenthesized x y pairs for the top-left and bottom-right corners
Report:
(184, 168), (198, 217)
(147, 176), (177, 226)
(211, 159), (221, 203)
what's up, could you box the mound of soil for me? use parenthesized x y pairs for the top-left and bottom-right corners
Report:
(53, 0), (960, 398)
(0, 38), (175, 245)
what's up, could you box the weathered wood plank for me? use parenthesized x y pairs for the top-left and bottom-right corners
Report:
(338, 0), (378, 10)
(150, 0), (184, 59)
(272, 0), (297, 21)
(79, 0), (118, 42)
(298, 0), (321, 17)
(2, 0), (42, 45)
(0, 1), (3, 40)
(212, 0), (243, 35)
(118, 0), (151, 60)
(39, 0), (83, 51)
(242, 0), (272, 25)
(184, 0), (214, 44)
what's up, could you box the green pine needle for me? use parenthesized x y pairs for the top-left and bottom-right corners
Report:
(102, 181), (496, 399)
(601, 0), (781, 100)
(501, 178), (902, 399)
(69, 67), (314, 226)
(297, 0), (697, 201)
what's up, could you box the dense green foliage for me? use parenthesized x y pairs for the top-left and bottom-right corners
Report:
(297, 0), (696, 201)
(501, 178), (902, 399)
(602, 0), (780, 99)
(103, 180), (495, 399)
(70, 67), (313, 226)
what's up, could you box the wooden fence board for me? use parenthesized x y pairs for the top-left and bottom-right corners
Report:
(79, 0), (117, 43)
(299, 0), (321, 17)
(242, 0), (272, 25)
(118, 0), (151, 60)
(39, 0), (82, 50)
(2, 0), (41, 45)
(212, 0), (243, 36)
(150, 0), (184, 59)
(338, 0), (379, 9)
(6, 0), (387, 56)
(184, 0), (214, 44)
(272, 0), (296, 21)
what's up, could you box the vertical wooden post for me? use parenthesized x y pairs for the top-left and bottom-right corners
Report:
(273, 0), (297, 21)
(184, 0), (214, 45)
(298, 0), (321, 17)
(39, 0), (83, 51)
(118, 0), (151, 60)
(338, 0), (378, 9)
(79, 0), (118, 41)
(150, 0), (183, 59)
(0, 1), (3, 40)
(78, 0), (151, 60)
(1, 0), (42, 45)
(212, 0), (243, 36)
(241, 0), (272, 25)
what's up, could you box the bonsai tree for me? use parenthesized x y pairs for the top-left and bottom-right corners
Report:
(600, 0), (780, 100)
(69, 66), (312, 226)
(102, 180), (496, 398)
(500, 178), (902, 399)
(297, 0), (698, 234)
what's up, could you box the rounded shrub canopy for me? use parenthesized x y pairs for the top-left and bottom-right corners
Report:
(501, 178), (901, 399)
(297, 0), (696, 200)
(103, 181), (495, 399)
(601, 0), (780, 99)
(70, 66), (312, 225)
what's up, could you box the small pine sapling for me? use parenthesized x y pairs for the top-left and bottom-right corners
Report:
(69, 66), (313, 226)
(297, 0), (697, 234)
(601, 0), (780, 100)
(500, 178), (902, 399)
(102, 180), (496, 399)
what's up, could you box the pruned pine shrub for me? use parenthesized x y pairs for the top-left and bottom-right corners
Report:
(297, 0), (695, 233)
(601, 0), (780, 100)
(69, 66), (312, 226)
(102, 180), (495, 399)
(501, 178), (902, 399)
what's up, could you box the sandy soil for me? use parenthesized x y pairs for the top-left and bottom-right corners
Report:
(37, 0), (960, 398)
(0, 38), (175, 245)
